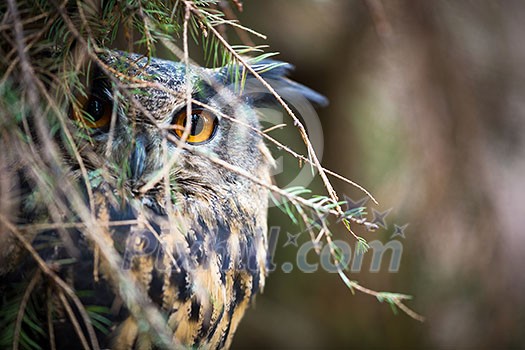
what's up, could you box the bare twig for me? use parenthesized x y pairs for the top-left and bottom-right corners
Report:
(218, 1), (255, 46)
(47, 287), (57, 350)
(57, 290), (91, 350)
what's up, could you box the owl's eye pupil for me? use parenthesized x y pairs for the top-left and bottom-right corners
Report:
(179, 115), (204, 136)
(189, 114), (205, 136)
(172, 107), (218, 145)
(86, 99), (104, 121)
(71, 94), (113, 130)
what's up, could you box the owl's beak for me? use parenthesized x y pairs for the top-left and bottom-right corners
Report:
(129, 135), (146, 180)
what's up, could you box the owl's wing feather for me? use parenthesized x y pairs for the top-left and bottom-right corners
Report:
(219, 59), (329, 107)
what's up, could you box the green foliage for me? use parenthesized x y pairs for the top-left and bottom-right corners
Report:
(0, 280), (47, 350)
(85, 306), (113, 335)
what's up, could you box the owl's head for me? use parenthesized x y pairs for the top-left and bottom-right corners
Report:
(70, 51), (326, 210)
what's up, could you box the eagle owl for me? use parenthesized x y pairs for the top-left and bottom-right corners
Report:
(0, 51), (326, 349)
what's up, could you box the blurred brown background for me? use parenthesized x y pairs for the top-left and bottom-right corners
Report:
(229, 1), (525, 349)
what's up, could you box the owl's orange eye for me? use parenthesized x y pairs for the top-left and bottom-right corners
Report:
(172, 108), (218, 144)
(72, 94), (112, 130)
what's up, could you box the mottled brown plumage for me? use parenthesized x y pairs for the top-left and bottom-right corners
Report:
(0, 51), (326, 349)
(74, 51), (274, 349)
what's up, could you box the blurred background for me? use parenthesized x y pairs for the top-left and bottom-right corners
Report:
(228, 1), (525, 349)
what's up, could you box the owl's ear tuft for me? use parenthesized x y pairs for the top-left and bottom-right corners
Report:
(218, 59), (329, 108)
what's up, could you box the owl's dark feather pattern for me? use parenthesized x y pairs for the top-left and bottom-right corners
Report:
(0, 51), (326, 349)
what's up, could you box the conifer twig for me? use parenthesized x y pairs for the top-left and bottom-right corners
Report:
(12, 270), (42, 350)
